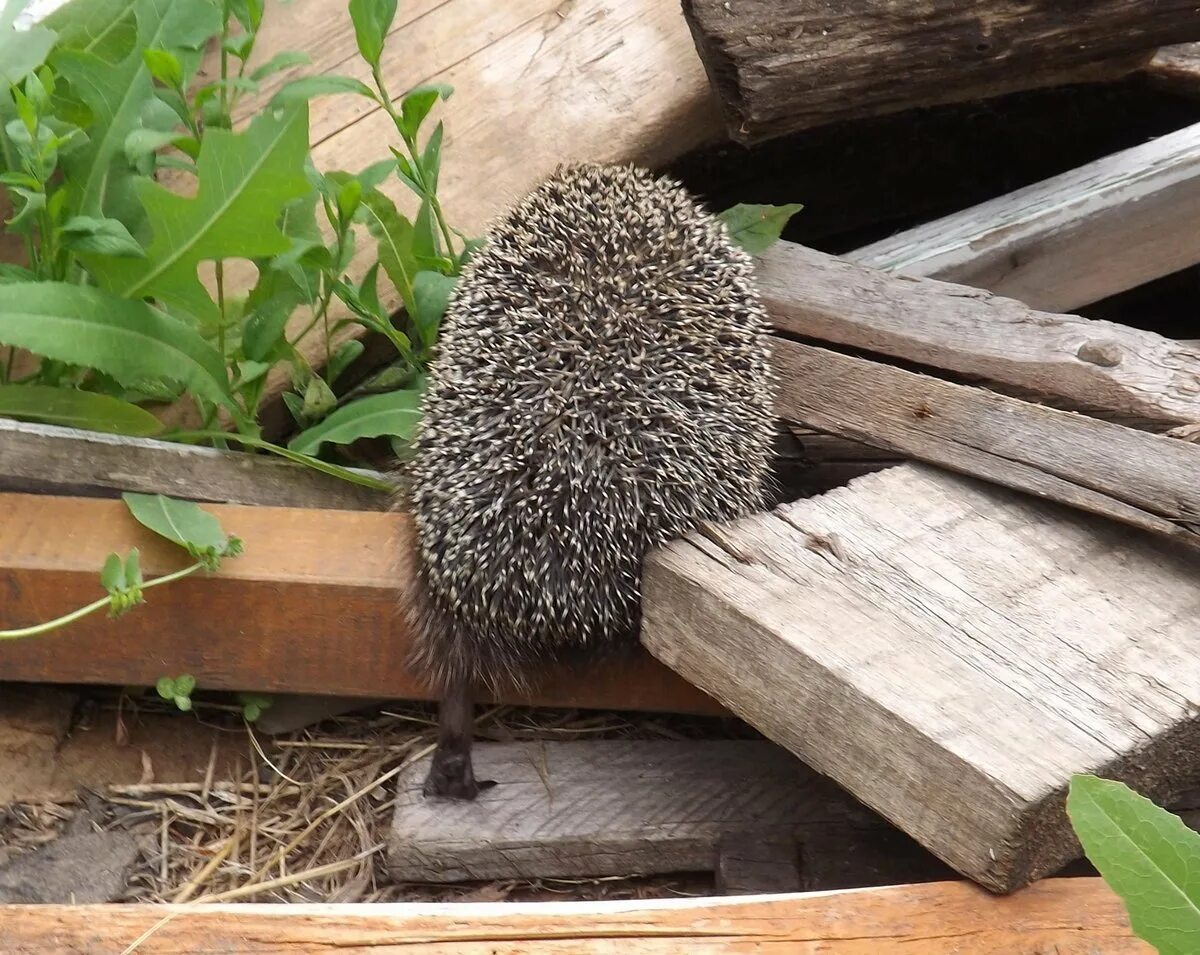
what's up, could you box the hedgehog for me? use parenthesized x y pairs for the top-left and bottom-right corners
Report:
(398, 162), (776, 800)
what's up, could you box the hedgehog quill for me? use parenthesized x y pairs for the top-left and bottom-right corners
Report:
(399, 163), (776, 800)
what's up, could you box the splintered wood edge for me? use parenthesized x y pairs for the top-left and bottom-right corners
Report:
(0, 880), (1149, 952)
(0, 493), (722, 714)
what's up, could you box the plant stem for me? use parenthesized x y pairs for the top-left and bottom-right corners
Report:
(0, 562), (206, 640)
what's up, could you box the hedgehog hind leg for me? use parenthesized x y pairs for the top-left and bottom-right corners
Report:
(423, 674), (491, 799)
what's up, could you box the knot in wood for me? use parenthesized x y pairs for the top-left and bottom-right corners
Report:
(1076, 340), (1122, 368)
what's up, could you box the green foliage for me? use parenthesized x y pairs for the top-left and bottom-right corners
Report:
(0, 383), (162, 433)
(288, 386), (422, 454)
(718, 202), (804, 254)
(237, 691), (272, 722)
(122, 491), (243, 568)
(156, 673), (196, 711)
(1068, 774), (1200, 954)
(0, 0), (57, 87)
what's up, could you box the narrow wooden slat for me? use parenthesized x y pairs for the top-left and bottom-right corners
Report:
(642, 464), (1200, 890)
(847, 120), (1200, 312)
(0, 419), (389, 509)
(0, 494), (720, 713)
(0, 880), (1150, 953)
(758, 242), (1200, 429)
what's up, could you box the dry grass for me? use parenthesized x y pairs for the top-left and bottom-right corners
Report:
(0, 696), (745, 903)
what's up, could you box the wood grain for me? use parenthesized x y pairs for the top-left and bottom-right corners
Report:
(771, 339), (1200, 544)
(642, 464), (1200, 890)
(0, 879), (1150, 953)
(847, 120), (1200, 312)
(0, 493), (720, 713)
(758, 242), (1200, 429)
(682, 0), (1198, 143)
(1145, 43), (1200, 95)
(390, 740), (854, 883)
(0, 419), (389, 509)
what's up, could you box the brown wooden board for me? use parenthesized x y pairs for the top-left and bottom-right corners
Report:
(0, 879), (1151, 953)
(0, 493), (721, 713)
(642, 464), (1200, 891)
(682, 0), (1200, 143)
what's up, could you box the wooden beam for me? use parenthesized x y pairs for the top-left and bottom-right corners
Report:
(847, 121), (1200, 312)
(389, 740), (911, 884)
(0, 419), (389, 509)
(771, 340), (1200, 545)
(682, 0), (1200, 143)
(0, 880), (1150, 952)
(0, 493), (720, 714)
(758, 242), (1200, 430)
(642, 464), (1200, 891)
(1145, 43), (1200, 96)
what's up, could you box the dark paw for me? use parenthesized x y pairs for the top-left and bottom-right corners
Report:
(423, 750), (495, 800)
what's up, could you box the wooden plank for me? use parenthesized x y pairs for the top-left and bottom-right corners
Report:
(0, 879), (1151, 953)
(770, 339), (1200, 545)
(682, 0), (1199, 143)
(846, 121), (1200, 312)
(0, 419), (389, 509)
(390, 740), (861, 883)
(641, 464), (1200, 891)
(0, 493), (721, 714)
(758, 242), (1200, 429)
(715, 831), (801, 895)
(1145, 43), (1200, 96)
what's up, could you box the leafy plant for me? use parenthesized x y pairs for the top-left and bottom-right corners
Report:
(718, 202), (804, 254)
(1068, 773), (1200, 954)
(0, 493), (241, 639)
(0, 0), (468, 477)
(157, 672), (197, 711)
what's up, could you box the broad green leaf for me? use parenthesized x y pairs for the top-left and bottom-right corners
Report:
(413, 198), (450, 271)
(0, 0), (57, 86)
(85, 104), (311, 326)
(0, 383), (162, 434)
(142, 47), (182, 87)
(1068, 774), (1200, 955)
(0, 263), (36, 283)
(410, 270), (455, 348)
(358, 188), (415, 312)
(0, 282), (236, 412)
(288, 387), (423, 454)
(348, 0), (395, 68)
(54, 0), (222, 223)
(717, 202), (803, 255)
(43, 0), (135, 62)
(59, 215), (145, 257)
(124, 126), (186, 165)
(123, 492), (230, 554)
(399, 83), (451, 139)
(248, 50), (310, 82)
(269, 75), (375, 108)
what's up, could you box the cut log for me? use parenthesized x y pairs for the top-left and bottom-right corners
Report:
(846, 121), (1200, 312)
(389, 740), (929, 884)
(0, 879), (1152, 953)
(641, 464), (1200, 891)
(682, 0), (1200, 143)
(759, 243), (1200, 430)
(0, 493), (719, 714)
(0, 419), (388, 510)
(772, 340), (1200, 546)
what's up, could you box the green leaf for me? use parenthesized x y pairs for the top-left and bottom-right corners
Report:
(59, 215), (145, 257)
(302, 373), (336, 420)
(172, 694), (192, 711)
(142, 47), (182, 87)
(44, 0), (136, 62)
(410, 270), (455, 349)
(0, 263), (36, 284)
(122, 492), (230, 556)
(0, 0), (57, 86)
(1068, 774), (1200, 955)
(125, 548), (143, 586)
(174, 673), (196, 696)
(124, 127), (185, 166)
(348, 0), (395, 68)
(54, 0), (222, 223)
(86, 104), (312, 326)
(288, 387), (423, 454)
(421, 120), (443, 192)
(4, 186), (45, 232)
(101, 552), (126, 592)
(399, 82), (451, 140)
(358, 188), (416, 312)
(248, 50), (310, 81)
(336, 176), (362, 223)
(155, 676), (176, 699)
(0, 282), (237, 414)
(269, 75), (375, 108)
(0, 383), (162, 435)
(327, 338), (363, 384)
(717, 202), (803, 255)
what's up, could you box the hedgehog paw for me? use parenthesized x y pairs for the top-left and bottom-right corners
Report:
(423, 750), (482, 800)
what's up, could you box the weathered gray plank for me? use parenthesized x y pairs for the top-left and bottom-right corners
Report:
(758, 243), (1200, 430)
(0, 419), (389, 509)
(847, 121), (1200, 312)
(641, 464), (1200, 891)
(715, 831), (801, 895)
(772, 340), (1200, 545)
(389, 740), (897, 884)
(683, 0), (1199, 143)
